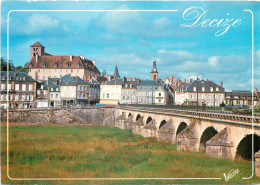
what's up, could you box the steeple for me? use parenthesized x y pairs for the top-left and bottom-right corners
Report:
(30, 41), (45, 59)
(150, 60), (158, 80)
(114, 65), (120, 79)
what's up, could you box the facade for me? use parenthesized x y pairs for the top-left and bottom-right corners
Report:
(48, 78), (62, 107)
(0, 72), (37, 109)
(36, 81), (48, 108)
(136, 80), (169, 105)
(225, 91), (260, 107)
(26, 41), (100, 81)
(100, 79), (124, 105)
(121, 79), (138, 104)
(175, 79), (225, 106)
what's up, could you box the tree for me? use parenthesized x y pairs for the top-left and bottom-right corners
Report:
(1, 57), (15, 71)
(15, 62), (29, 74)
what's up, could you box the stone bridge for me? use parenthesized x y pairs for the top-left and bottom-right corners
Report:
(115, 106), (260, 176)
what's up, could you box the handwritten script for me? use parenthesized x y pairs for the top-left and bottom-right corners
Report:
(180, 7), (242, 36)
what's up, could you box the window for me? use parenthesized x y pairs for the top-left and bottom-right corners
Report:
(107, 94), (109, 98)
(66, 63), (69, 67)
(123, 96), (125, 100)
(132, 96), (135, 101)
(30, 94), (33, 101)
(210, 87), (213, 92)
(123, 90), (125, 94)
(29, 84), (33, 91)
(132, 90), (135, 94)
(127, 90), (130, 95)
(219, 95), (222, 99)
(193, 87), (196, 92)
(43, 76), (46, 80)
(41, 85), (44, 89)
(126, 96), (130, 100)
(102, 93), (105, 98)
(71, 70), (73, 73)
(22, 84), (26, 91)
(56, 94), (58, 98)
(216, 87), (219, 92)
(56, 88), (58, 91)
(202, 87), (205, 92)
(1, 84), (5, 90)
(38, 69), (40, 72)
(15, 84), (19, 90)
(208, 95), (211, 99)
(159, 93), (161, 97)
(51, 88), (53, 91)
(77, 63), (80, 68)
(15, 94), (19, 101)
(51, 94), (53, 98)
(22, 94), (26, 101)
(43, 63), (46, 67)
(159, 99), (161, 103)
(54, 63), (58, 68)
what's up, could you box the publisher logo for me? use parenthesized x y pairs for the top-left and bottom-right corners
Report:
(223, 169), (239, 182)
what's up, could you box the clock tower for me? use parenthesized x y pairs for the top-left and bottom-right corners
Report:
(150, 60), (158, 80)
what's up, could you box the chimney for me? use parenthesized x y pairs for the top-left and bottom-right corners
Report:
(66, 80), (69, 85)
(114, 79), (117, 85)
(123, 77), (126, 82)
(190, 78), (193, 84)
(76, 75), (78, 82)
(35, 71), (38, 80)
(69, 73), (71, 77)
(92, 60), (95, 66)
(70, 54), (73, 62)
(184, 78), (186, 83)
(137, 78), (140, 84)
(221, 81), (223, 87)
(87, 75), (91, 80)
(134, 78), (136, 81)
(83, 75), (87, 82)
(36, 53), (39, 63)
(207, 78), (209, 81)
(14, 71), (16, 77)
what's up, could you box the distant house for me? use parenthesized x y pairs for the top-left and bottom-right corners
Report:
(1, 72), (37, 109)
(26, 41), (100, 81)
(225, 91), (260, 107)
(121, 78), (138, 104)
(175, 79), (225, 106)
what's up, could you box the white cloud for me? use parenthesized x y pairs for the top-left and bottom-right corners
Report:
(208, 56), (218, 67)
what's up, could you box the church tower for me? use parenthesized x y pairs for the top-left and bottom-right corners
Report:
(150, 60), (158, 80)
(30, 41), (45, 59)
(114, 65), (120, 79)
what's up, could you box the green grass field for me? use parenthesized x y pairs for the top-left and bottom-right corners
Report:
(1, 124), (260, 184)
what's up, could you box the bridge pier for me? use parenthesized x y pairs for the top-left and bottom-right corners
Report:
(141, 120), (157, 138)
(157, 120), (175, 143)
(115, 113), (126, 129)
(255, 150), (260, 177)
(177, 120), (200, 152)
(132, 116), (144, 135)
(206, 127), (234, 159)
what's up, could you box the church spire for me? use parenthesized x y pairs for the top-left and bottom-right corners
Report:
(150, 60), (158, 80)
(114, 65), (120, 79)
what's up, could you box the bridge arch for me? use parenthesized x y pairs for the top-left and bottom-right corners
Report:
(236, 134), (260, 160)
(128, 113), (132, 117)
(159, 120), (167, 129)
(146, 117), (153, 125)
(136, 114), (141, 121)
(199, 126), (218, 151)
(176, 122), (188, 138)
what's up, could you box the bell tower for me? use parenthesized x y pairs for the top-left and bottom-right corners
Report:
(150, 60), (158, 80)
(30, 41), (45, 59)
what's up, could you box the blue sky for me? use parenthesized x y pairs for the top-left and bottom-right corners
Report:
(1, 1), (260, 91)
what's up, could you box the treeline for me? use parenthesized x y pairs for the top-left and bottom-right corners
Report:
(1, 57), (29, 74)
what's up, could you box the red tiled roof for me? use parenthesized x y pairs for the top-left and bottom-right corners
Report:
(31, 41), (45, 48)
(26, 55), (100, 74)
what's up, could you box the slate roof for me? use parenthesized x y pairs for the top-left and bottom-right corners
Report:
(60, 75), (90, 86)
(176, 80), (225, 93)
(122, 80), (138, 88)
(137, 80), (165, 87)
(37, 81), (48, 90)
(225, 91), (260, 98)
(1, 71), (36, 82)
(31, 41), (45, 48)
(107, 78), (124, 85)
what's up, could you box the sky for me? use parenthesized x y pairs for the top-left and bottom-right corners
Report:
(1, 1), (260, 91)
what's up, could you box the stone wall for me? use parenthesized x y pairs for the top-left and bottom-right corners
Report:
(1, 106), (115, 126)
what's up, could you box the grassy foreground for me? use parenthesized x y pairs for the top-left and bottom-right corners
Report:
(1, 123), (260, 184)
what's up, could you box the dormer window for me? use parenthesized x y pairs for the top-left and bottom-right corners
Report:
(66, 62), (69, 68)
(43, 63), (46, 68)
(193, 87), (196, 92)
(210, 87), (213, 92)
(216, 87), (219, 92)
(130, 84), (132, 88)
(77, 63), (80, 68)
(202, 87), (205, 92)
(23, 77), (26, 80)
(54, 63), (58, 68)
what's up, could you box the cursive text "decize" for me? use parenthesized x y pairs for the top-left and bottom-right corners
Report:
(180, 7), (242, 36)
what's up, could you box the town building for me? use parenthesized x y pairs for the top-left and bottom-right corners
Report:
(225, 90), (260, 107)
(121, 78), (138, 104)
(36, 81), (48, 107)
(89, 79), (100, 104)
(100, 78), (124, 105)
(136, 80), (169, 105)
(26, 41), (100, 81)
(175, 79), (225, 106)
(48, 78), (61, 107)
(0, 72), (37, 109)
